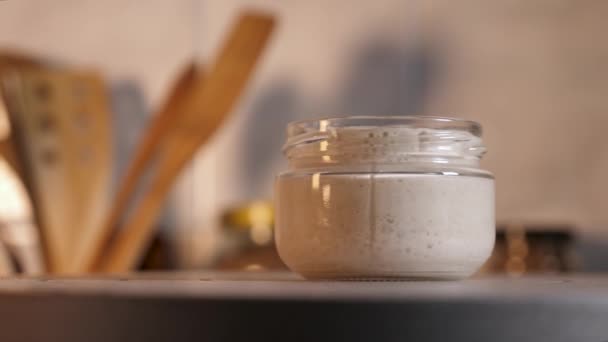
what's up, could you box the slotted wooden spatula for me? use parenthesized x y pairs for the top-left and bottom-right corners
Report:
(2, 69), (113, 273)
(93, 11), (275, 273)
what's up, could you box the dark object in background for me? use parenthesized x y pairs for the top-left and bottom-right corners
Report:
(575, 233), (608, 273)
(139, 231), (174, 271)
(480, 224), (577, 276)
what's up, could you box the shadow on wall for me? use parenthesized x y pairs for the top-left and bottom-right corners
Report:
(109, 80), (177, 230)
(336, 38), (440, 116)
(109, 80), (149, 190)
(239, 78), (301, 199)
(238, 36), (442, 199)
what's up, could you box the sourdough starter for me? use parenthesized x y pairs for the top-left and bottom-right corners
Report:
(275, 173), (494, 279)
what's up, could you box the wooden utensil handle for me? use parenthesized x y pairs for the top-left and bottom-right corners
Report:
(94, 139), (197, 271)
(74, 63), (201, 273)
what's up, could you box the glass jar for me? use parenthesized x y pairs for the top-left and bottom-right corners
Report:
(274, 116), (495, 280)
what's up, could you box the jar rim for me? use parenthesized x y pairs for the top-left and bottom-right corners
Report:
(287, 115), (482, 139)
(283, 115), (488, 171)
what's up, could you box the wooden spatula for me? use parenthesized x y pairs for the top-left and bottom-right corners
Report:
(2, 70), (113, 273)
(94, 12), (275, 273)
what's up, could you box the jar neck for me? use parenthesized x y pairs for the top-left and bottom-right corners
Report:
(285, 125), (486, 172)
(288, 156), (481, 171)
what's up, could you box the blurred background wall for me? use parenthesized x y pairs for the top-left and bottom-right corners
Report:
(0, 0), (607, 267)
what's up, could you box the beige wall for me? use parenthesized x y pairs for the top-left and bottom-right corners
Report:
(196, 0), (608, 231)
(424, 0), (608, 229)
(0, 0), (196, 105)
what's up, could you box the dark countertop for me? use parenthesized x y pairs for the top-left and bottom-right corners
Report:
(0, 272), (607, 342)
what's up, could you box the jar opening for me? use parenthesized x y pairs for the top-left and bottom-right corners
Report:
(283, 116), (487, 170)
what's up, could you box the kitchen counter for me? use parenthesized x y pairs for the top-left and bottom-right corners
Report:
(0, 272), (607, 341)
